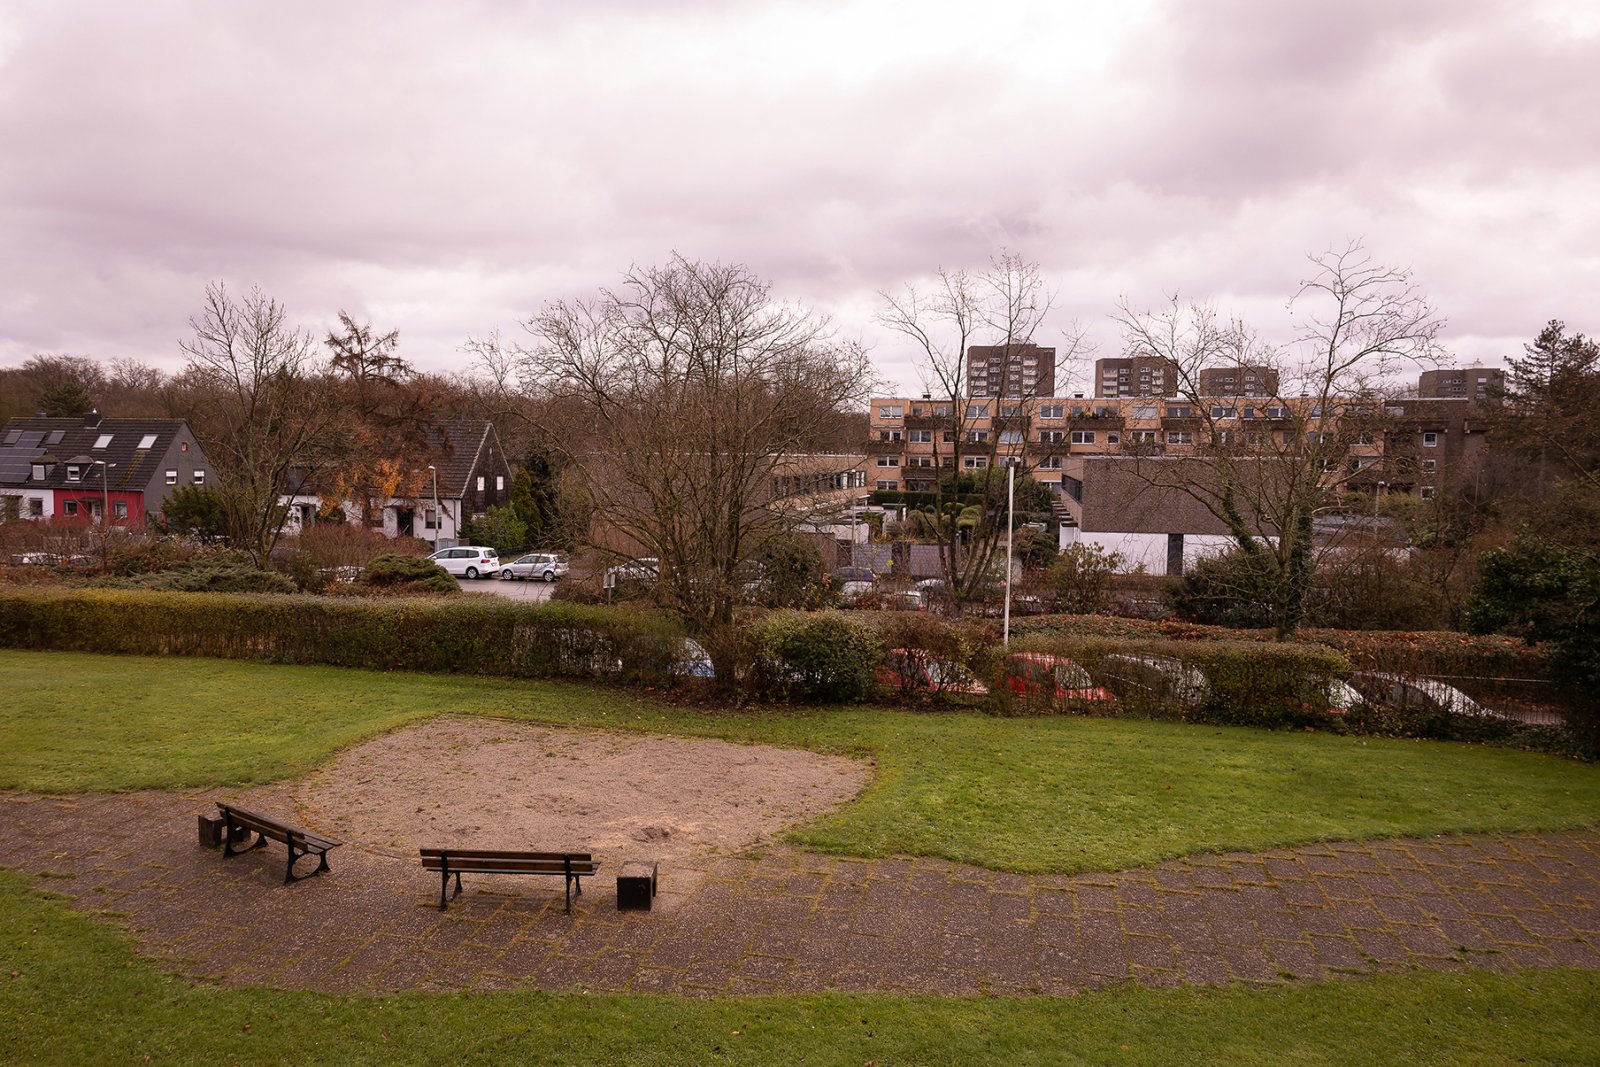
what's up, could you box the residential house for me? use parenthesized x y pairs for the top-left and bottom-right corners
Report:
(0, 412), (213, 527)
(281, 418), (513, 547)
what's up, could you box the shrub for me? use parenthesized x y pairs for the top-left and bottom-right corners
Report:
(105, 554), (297, 594)
(1048, 542), (1124, 615)
(0, 587), (685, 685)
(460, 505), (528, 555)
(1166, 549), (1279, 628)
(356, 553), (458, 595)
(868, 611), (996, 699)
(745, 610), (883, 702)
(999, 635), (1352, 730)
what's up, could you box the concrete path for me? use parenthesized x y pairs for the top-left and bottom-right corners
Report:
(2, 789), (1597, 997)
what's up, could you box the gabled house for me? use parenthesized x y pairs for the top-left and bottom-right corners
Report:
(0, 412), (214, 528)
(280, 418), (513, 547)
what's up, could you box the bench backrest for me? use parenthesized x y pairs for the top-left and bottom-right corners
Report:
(218, 804), (337, 849)
(420, 848), (598, 876)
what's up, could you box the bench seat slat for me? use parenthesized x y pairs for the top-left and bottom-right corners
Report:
(420, 849), (591, 863)
(422, 858), (599, 875)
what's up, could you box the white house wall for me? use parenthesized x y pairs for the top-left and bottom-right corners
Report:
(1058, 527), (1237, 576)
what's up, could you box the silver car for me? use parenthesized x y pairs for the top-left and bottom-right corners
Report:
(500, 552), (570, 582)
(427, 545), (501, 579)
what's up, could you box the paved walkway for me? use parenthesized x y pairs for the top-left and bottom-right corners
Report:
(2, 789), (1597, 996)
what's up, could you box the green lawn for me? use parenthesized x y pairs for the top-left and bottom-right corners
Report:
(3, 650), (1599, 874)
(1, 871), (1596, 1066)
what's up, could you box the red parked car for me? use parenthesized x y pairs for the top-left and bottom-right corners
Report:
(999, 652), (1113, 705)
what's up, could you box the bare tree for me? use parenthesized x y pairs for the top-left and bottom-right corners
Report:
(1116, 243), (1443, 637)
(878, 252), (1069, 612)
(476, 256), (870, 676)
(178, 283), (339, 564)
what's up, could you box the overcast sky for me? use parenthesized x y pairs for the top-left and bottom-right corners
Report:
(1, 0), (1595, 396)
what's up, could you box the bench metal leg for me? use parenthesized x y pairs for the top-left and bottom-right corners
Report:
(285, 845), (331, 884)
(439, 869), (462, 910)
(221, 817), (267, 859)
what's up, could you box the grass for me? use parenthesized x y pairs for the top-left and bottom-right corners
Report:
(2, 650), (1599, 874)
(0, 870), (1596, 1066)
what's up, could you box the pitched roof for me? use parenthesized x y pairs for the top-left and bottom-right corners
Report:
(286, 418), (498, 500)
(0, 416), (193, 492)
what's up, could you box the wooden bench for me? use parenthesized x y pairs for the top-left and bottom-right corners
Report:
(420, 848), (598, 913)
(216, 803), (342, 884)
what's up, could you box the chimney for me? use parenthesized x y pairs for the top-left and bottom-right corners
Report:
(82, 409), (102, 429)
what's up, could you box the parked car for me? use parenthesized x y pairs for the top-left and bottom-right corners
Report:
(1350, 672), (1499, 719)
(427, 545), (501, 579)
(1323, 679), (1365, 716)
(834, 565), (875, 606)
(9, 552), (61, 567)
(999, 652), (1112, 704)
(670, 638), (716, 679)
(1101, 653), (1209, 708)
(876, 647), (987, 696)
(501, 552), (569, 582)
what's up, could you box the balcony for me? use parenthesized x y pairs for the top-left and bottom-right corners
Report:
(866, 439), (905, 455)
(904, 414), (942, 431)
(1070, 413), (1125, 430)
(1026, 437), (1068, 456)
(1160, 415), (1202, 430)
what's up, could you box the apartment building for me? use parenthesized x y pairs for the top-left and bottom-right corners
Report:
(1197, 364), (1280, 397)
(966, 343), (1056, 398)
(867, 392), (1481, 500)
(1417, 367), (1505, 400)
(1094, 356), (1179, 398)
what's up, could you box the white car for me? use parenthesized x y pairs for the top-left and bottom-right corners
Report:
(1351, 672), (1501, 719)
(501, 552), (569, 582)
(427, 545), (501, 579)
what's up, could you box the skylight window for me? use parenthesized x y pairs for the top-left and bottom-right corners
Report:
(2, 430), (19, 445)
(93, 434), (113, 449)
(137, 434), (158, 449)
(45, 430), (64, 445)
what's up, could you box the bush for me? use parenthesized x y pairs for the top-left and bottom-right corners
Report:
(356, 553), (458, 595)
(997, 635), (1352, 730)
(1048, 543), (1124, 615)
(1166, 549), (1279, 628)
(105, 554), (297, 594)
(0, 587), (688, 685)
(868, 611), (997, 699)
(460, 505), (527, 555)
(745, 610), (883, 702)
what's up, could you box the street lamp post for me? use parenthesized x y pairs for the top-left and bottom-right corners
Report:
(91, 460), (114, 525)
(425, 465), (441, 544)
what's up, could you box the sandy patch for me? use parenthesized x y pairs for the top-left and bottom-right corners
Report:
(294, 716), (871, 870)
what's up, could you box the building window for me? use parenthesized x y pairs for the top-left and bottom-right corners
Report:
(93, 434), (113, 449)
(966, 403), (989, 419)
(1167, 405), (1191, 418)
(476, 476), (485, 491)
(166, 470), (178, 485)
(878, 430), (903, 442)
(1211, 406), (1236, 419)
(46, 430), (64, 445)
(909, 455), (934, 467)
(1266, 406), (1288, 418)
(112, 501), (127, 520)
(30, 464), (45, 481)
(137, 434), (158, 449)
(941, 431), (956, 443)
(877, 405), (903, 419)
(1420, 486), (1435, 500)
(1039, 405), (1064, 419)
(496, 475), (505, 491)
(1071, 431), (1096, 444)
(908, 430), (932, 443)
(64, 500), (78, 516)
(999, 430), (1022, 445)
(1130, 406), (1157, 420)
(875, 480), (898, 490)
(1037, 456), (1063, 470)
(27, 497), (43, 516)
(1130, 431), (1157, 443)
(962, 456), (989, 468)
(66, 465), (81, 481)
(875, 455), (900, 467)
(193, 471), (205, 485)
(967, 430), (990, 443)
(422, 507), (438, 530)
(1106, 432), (1121, 445)
(1422, 459), (1436, 473)
(1166, 431), (1193, 445)
(1423, 432), (1438, 447)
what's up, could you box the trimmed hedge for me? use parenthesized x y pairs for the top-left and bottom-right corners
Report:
(0, 588), (684, 684)
(744, 610), (883, 703)
(1002, 635), (1353, 730)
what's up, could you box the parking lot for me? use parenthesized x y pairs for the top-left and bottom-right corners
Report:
(461, 574), (557, 601)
